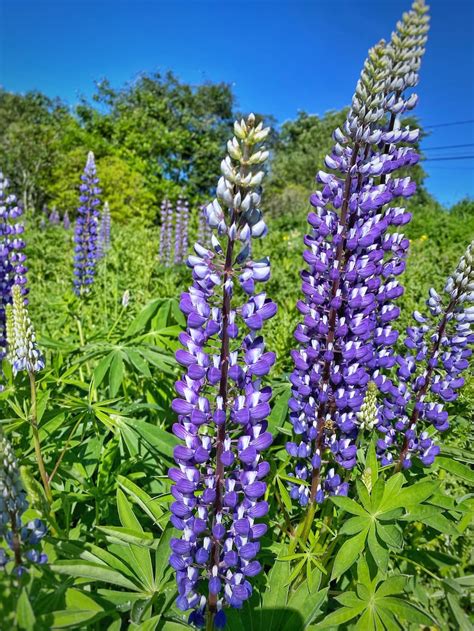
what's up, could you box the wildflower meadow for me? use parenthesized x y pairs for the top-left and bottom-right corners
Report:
(0, 1), (473, 629)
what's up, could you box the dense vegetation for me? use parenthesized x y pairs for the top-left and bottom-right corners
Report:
(0, 2), (473, 629)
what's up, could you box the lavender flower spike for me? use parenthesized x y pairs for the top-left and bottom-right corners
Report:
(287, 1), (429, 508)
(98, 200), (111, 258)
(376, 241), (473, 470)
(170, 114), (276, 629)
(73, 151), (101, 296)
(174, 197), (183, 264)
(0, 170), (28, 361)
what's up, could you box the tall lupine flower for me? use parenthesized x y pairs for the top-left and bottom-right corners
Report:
(63, 210), (71, 230)
(6, 285), (44, 375)
(197, 205), (212, 247)
(376, 242), (474, 469)
(0, 432), (47, 575)
(73, 151), (101, 296)
(98, 200), (111, 259)
(159, 199), (168, 263)
(287, 2), (429, 509)
(162, 199), (174, 267)
(181, 198), (190, 262)
(169, 114), (275, 629)
(0, 171), (27, 361)
(174, 197), (184, 264)
(48, 206), (60, 225)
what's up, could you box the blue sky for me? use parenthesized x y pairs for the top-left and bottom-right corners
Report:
(1, 0), (473, 206)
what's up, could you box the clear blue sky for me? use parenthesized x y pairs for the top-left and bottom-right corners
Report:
(1, 0), (473, 206)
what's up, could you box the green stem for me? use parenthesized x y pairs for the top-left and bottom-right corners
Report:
(75, 314), (86, 381)
(28, 371), (53, 504)
(205, 611), (215, 631)
(289, 502), (316, 554)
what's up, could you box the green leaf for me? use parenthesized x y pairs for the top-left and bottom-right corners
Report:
(126, 349), (152, 379)
(261, 551), (291, 630)
(16, 590), (36, 630)
(331, 528), (368, 580)
(94, 352), (114, 388)
(378, 597), (434, 625)
(313, 603), (366, 629)
(125, 299), (162, 337)
(50, 560), (140, 591)
(267, 385), (291, 434)
(367, 525), (388, 573)
(437, 456), (474, 484)
(109, 352), (125, 397)
(375, 575), (408, 597)
(277, 476), (292, 512)
(330, 496), (368, 517)
(339, 516), (369, 536)
(376, 523), (403, 550)
(117, 475), (165, 524)
(283, 584), (327, 630)
(123, 418), (179, 459)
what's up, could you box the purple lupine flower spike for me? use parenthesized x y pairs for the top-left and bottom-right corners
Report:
(63, 210), (71, 230)
(165, 199), (174, 267)
(181, 198), (189, 262)
(170, 114), (275, 629)
(376, 241), (473, 470)
(49, 206), (60, 225)
(287, 1), (429, 508)
(98, 200), (111, 258)
(73, 151), (101, 296)
(197, 204), (212, 247)
(0, 433), (48, 575)
(159, 199), (168, 264)
(0, 171), (28, 361)
(174, 197), (184, 264)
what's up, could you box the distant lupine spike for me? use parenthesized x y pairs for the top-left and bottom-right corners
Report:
(0, 432), (48, 575)
(181, 198), (190, 262)
(98, 200), (111, 258)
(376, 241), (474, 469)
(6, 284), (44, 375)
(169, 114), (275, 628)
(48, 206), (60, 225)
(73, 151), (101, 296)
(63, 210), (71, 230)
(287, 1), (429, 508)
(165, 199), (174, 267)
(0, 171), (28, 360)
(159, 199), (168, 263)
(197, 205), (212, 247)
(174, 197), (183, 264)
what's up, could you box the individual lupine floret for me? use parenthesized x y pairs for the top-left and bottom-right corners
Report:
(0, 433), (47, 575)
(0, 171), (28, 360)
(376, 241), (474, 469)
(287, 1), (429, 509)
(73, 151), (101, 296)
(6, 284), (44, 375)
(98, 200), (111, 258)
(169, 114), (276, 629)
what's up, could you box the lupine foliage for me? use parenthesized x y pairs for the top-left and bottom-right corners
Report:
(0, 2), (472, 630)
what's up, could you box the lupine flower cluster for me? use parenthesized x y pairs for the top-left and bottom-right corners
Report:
(376, 241), (474, 469)
(286, 1), (429, 507)
(0, 171), (28, 361)
(48, 207), (60, 225)
(0, 433), (47, 575)
(197, 205), (212, 247)
(98, 200), (111, 259)
(73, 151), (101, 296)
(6, 284), (44, 375)
(159, 199), (174, 266)
(63, 210), (71, 230)
(169, 114), (275, 628)
(174, 197), (190, 265)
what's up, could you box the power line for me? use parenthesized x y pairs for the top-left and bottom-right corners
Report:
(424, 119), (474, 129)
(423, 143), (474, 151)
(424, 155), (474, 161)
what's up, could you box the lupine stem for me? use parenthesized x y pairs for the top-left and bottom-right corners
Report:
(28, 371), (53, 504)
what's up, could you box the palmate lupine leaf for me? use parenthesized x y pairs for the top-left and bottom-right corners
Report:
(330, 472), (439, 579)
(313, 559), (435, 630)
